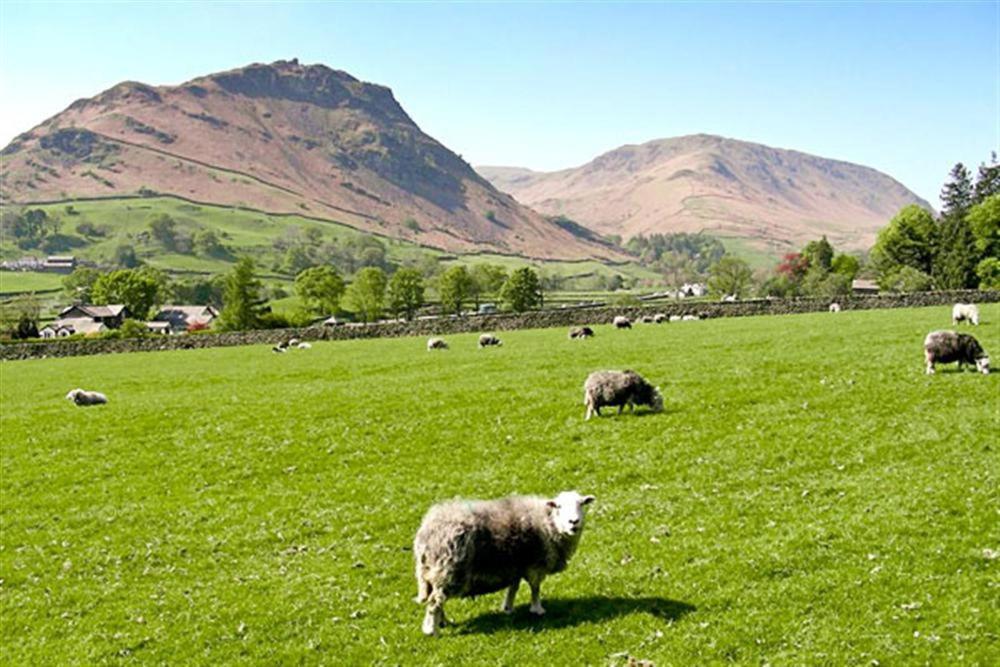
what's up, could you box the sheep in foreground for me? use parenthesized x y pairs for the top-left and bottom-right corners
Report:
(829, 302), (841, 313)
(413, 491), (595, 636)
(583, 370), (663, 420)
(65, 389), (108, 406)
(924, 330), (990, 375)
(568, 326), (594, 339)
(613, 315), (632, 329)
(952, 303), (980, 326)
(427, 337), (449, 351)
(478, 334), (502, 348)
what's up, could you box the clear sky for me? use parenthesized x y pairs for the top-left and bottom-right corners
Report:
(1, 1), (997, 206)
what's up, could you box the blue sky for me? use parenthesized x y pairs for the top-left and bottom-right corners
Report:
(1, 1), (997, 206)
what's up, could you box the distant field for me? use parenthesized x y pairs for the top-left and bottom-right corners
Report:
(0, 271), (64, 295)
(3, 305), (996, 664)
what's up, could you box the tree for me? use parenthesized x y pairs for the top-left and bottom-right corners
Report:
(344, 267), (387, 322)
(932, 214), (979, 289)
(114, 244), (141, 268)
(91, 268), (165, 319)
(194, 229), (228, 258)
(2, 293), (41, 339)
(776, 252), (810, 284)
(499, 267), (542, 312)
(437, 265), (474, 315)
(967, 194), (1000, 257)
(149, 214), (178, 251)
(973, 152), (1000, 203)
(975, 257), (1000, 289)
(707, 257), (753, 298)
(282, 245), (314, 276)
(218, 257), (267, 331)
(879, 265), (932, 292)
(802, 236), (834, 271)
(830, 254), (861, 280)
(387, 268), (425, 319)
(63, 267), (101, 302)
(940, 163), (974, 219)
(295, 266), (345, 316)
(172, 276), (225, 308)
(10, 209), (57, 249)
(871, 205), (937, 278)
(469, 264), (508, 307)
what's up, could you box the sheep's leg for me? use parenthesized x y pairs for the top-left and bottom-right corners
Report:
(527, 572), (546, 615)
(422, 590), (447, 636)
(617, 404), (624, 415)
(925, 351), (935, 375)
(502, 581), (519, 614)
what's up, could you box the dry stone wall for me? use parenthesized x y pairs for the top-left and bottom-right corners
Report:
(3, 290), (996, 361)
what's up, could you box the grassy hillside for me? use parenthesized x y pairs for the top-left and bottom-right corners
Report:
(2, 305), (997, 664)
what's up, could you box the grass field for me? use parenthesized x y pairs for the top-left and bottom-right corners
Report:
(0, 271), (65, 295)
(2, 305), (998, 665)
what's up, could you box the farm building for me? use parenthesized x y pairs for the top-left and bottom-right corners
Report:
(41, 256), (77, 273)
(42, 304), (129, 337)
(851, 279), (880, 295)
(152, 305), (219, 333)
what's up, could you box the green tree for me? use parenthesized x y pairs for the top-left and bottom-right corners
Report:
(295, 266), (345, 316)
(119, 318), (150, 339)
(172, 276), (225, 308)
(149, 214), (178, 251)
(386, 268), (425, 319)
(973, 152), (1000, 203)
(871, 205), (937, 278)
(879, 265), (933, 292)
(344, 267), (387, 322)
(2, 293), (41, 339)
(91, 268), (165, 319)
(10, 209), (57, 249)
(932, 215), (979, 289)
(499, 267), (542, 312)
(975, 257), (1000, 289)
(218, 257), (267, 331)
(114, 244), (141, 268)
(967, 194), (1000, 257)
(830, 254), (861, 280)
(282, 245), (314, 276)
(194, 229), (228, 258)
(802, 236), (834, 271)
(63, 267), (101, 302)
(469, 264), (508, 307)
(437, 265), (474, 315)
(940, 163), (974, 219)
(707, 257), (753, 298)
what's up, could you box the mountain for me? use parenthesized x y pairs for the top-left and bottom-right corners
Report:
(478, 134), (931, 255)
(0, 59), (621, 261)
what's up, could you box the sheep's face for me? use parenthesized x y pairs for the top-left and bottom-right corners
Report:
(651, 388), (664, 412)
(976, 356), (990, 374)
(547, 491), (595, 536)
(65, 389), (81, 401)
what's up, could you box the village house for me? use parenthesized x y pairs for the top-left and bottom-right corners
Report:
(40, 304), (130, 338)
(41, 256), (77, 273)
(851, 279), (880, 295)
(152, 305), (219, 333)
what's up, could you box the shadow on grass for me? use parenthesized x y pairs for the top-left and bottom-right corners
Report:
(457, 596), (695, 635)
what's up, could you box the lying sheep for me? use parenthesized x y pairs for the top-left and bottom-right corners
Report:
(288, 338), (301, 347)
(829, 302), (841, 313)
(413, 491), (595, 636)
(653, 313), (667, 324)
(952, 303), (980, 326)
(613, 315), (632, 329)
(681, 314), (698, 321)
(569, 326), (594, 339)
(66, 388), (108, 406)
(639, 315), (654, 324)
(924, 330), (990, 375)
(478, 334), (502, 349)
(583, 370), (663, 420)
(427, 337), (449, 351)
(272, 345), (287, 354)
(669, 315), (682, 322)
(297, 342), (312, 350)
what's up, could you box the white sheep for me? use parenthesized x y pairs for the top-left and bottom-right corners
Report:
(65, 388), (108, 406)
(427, 337), (449, 351)
(297, 342), (312, 349)
(413, 491), (595, 636)
(681, 314), (698, 321)
(288, 338), (301, 347)
(613, 315), (632, 329)
(669, 315), (682, 322)
(583, 370), (663, 420)
(829, 302), (841, 313)
(653, 313), (667, 323)
(272, 345), (287, 354)
(952, 303), (980, 326)
(478, 334), (502, 348)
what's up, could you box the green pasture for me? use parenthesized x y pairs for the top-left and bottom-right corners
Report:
(1, 305), (997, 664)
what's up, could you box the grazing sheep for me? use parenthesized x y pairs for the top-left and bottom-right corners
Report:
(829, 302), (841, 313)
(952, 303), (980, 326)
(924, 330), (990, 375)
(568, 326), (594, 339)
(653, 313), (667, 323)
(427, 337), (449, 351)
(669, 315), (682, 322)
(297, 342), (312, 350)
(65, 388), (107, 406)
(478, 334), (502, 349)
(722, 294), (737, 302)
(583, 370), (663, 420)
(288, 338), (300, 347)
(681, 314), (698, 321)
(613, 315), (632, 329)
(413, 491), (595, 636)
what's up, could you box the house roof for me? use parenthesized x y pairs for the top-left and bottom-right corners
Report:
(48, 317), (107, 334)
(58, 304), (128, 318)
(156, 305), (218, 318)
(851, 279), (879, 291)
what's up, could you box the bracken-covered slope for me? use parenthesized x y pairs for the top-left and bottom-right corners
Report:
(0, 59), (621, 261)
(479, 134), (931, 253)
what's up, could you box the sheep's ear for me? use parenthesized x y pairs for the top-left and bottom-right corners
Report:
(581, 495), (595, 505)
(546, 500), (558, 509)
